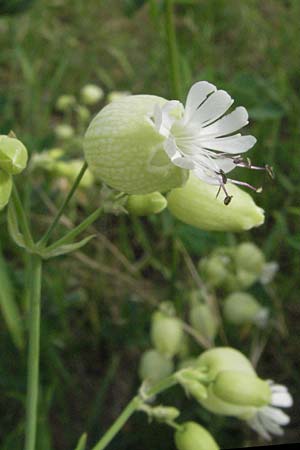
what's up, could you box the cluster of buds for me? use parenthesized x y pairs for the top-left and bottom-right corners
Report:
(198, 242), (278, 327)
(0, 134), (28, 210)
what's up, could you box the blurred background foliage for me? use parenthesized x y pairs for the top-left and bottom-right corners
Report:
(0, 0), (299, 449)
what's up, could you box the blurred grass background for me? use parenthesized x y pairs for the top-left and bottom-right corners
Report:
(0, 0), (299, 449)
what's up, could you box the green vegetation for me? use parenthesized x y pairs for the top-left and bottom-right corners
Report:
(0, 1), (299, 449)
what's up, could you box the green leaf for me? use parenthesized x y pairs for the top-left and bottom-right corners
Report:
(7, 200), (27, 249)
(40, 235), (96, 259)
(0, 245), (24, 349)
(73, 433), (87, 450)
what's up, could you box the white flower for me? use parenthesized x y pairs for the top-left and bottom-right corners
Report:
(151, 81), (267, 203)
(246, 381), (293, 440)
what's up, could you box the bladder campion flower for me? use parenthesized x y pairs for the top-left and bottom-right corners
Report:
(151, 81), (270, 204)
(194, 347), (293, 440)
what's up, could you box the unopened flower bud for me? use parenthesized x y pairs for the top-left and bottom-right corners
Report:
(197, 347), (255, 378)
(235, 242), (265, 276)
(151, 405), (180, 422)
(54, 124), (74, 140)
(223, 292), (268, 326)
(212, 371), (271, 408)
(138, 349), (174, 383)
(189, 303), (218, 342)
(76, 105), (91, 122)
(107, 90), (131, 103)
(167, 174), (265, 232)
(0, 135), (28, 175)
(83, 95), (188, 194)
(0, 171), (12, 210)
(236, 269), (258, 289)
(199, 255), (229, 287)
(126, 192), (167, 216)
(175, 422), (219, 450)
(56, 95), (76, 112)
(54, 160), (94, 188)
(151, 311), (184, 358)
(81, 84), (103, 105)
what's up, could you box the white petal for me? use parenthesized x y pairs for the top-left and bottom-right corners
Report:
(193, 166), (221, 185)
(164, 137), (181, 158)
(271, 384), (288, 393)
(191, 90), (233, 126)
(260, 415), (284, 436)
(201, 134), (257, 153)
(263, 406), (290, 425)
(271, 392), (293, 408)
(213, 157), (236, 174)
(164, 139), (195, 169)
(184, 81), (216, 122)
(172, 157), (195, 169)
(247, 415), (271, 441)
(202, 106), (249, 137)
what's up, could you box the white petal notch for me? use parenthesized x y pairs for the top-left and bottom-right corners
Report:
(151, 80), (272, 204)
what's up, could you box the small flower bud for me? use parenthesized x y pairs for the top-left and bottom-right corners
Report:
(151, 405), (180, 422)
(54, 160), (94, 188)
(197, 347), (255, 378)
(189, 303), (218, 342)
(126, 192), (167, 216)
(175, 422), (219, 450)
(0, 135), (28, 175)
(212, 371), (271, 408)
(167, 174), (265, 232)
(151, 311), (184, 358)
(236, 269), (258, 289)
(199, 255), (229, 287)
(56, 95), (76, 112)
(138, 349), (174, 383)
(235, 242), (265, 276)
(223, 292), (268, 326)
(81, 84), (103, 105)
(54, 124), (74, 140)
(0, 171), (12, 210)
(83, 95), (188, 194)
(76, 105), (91, 122)
(107, 91), (131, 103)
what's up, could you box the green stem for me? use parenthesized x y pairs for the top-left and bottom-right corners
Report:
(90, 375), (177, 450)
(164, 0), (182, 99)
(24, 255), (42, 450)
(12, 184), (34, 245)
(38, 161), (88, 246)
(90, 396), (141, 450)
(45, 206), (103, 252)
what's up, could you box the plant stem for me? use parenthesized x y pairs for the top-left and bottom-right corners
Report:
(24, 255), (42, 450)
(90, 375), (177, 450)
(45, 206), (103, 252)
(38, 161), (88, 246)
(164, 0), (182, 99)
(12, 184), (34, 245)
(90, 396), (141, 450)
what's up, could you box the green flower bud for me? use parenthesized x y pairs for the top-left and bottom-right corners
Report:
(197, 347), (255, 378)
(175, 422), (219, 450)
(167, 173), (265, 232)
(212, 371), (271, 408)
(126, 192), (167, 216)
(76, 105), (91, 122)
(56, 95), (76, 112)
(54, 160), (94, 188)
(54, 124), (74, 140)
(199, 255), (229, 287)
(83, 95), (188, 194)
(107, 91), (131, 103)
(0, 170), (12, 210)
(236, 269), (258, 289)
(189, 303), (218, 342)
(150, 311), (184, 358)
(151, 405), (180, 422)
(0, 135), (28, 175)
(81, 84), (103, 105)
(138, 349), (174, 383)
(235, 242), (265, 276)
(177, 358), (198, 370)
(223, 292), (268, 326)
